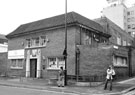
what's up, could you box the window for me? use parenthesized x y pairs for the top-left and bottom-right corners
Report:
(26, 39), (31, 47)
(117, 36), (121, 45)
(84, 31), (92, 45)
(100, 37), (107, 43)
(131, 17), (135, 22)
(128, 25), (131, 29)
(131, 11), (134, 15)
(127, 12), (130, 15)
(93, 34), (100, 42)
(128, 43), (131, 46)
(85, 36), (91, 45)
(11, 59), (23, 69)
(26, 35), (48, 48)
(113, 56), (127, 67)
(40, 36), (48, 46)
(32, 37), (39, 47)
(132, 24), (135, 29)
(48, 58), (57, 69)
(127, 18), (130, 22)
(128, 32), (131, 35)
(133, 32), (135, 37)
(48, 57), (65, 69)
(122, 40), (127, 46)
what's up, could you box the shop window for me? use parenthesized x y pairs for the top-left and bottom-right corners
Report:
(48, 58), (57, 69)
(58, 58), (65, 69)
(47, 57), (65, 69)
(10, 59), (23, 69)
(113, 56), (127, 67)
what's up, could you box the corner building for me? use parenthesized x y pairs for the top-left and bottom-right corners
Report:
(6, 12), (111, 81)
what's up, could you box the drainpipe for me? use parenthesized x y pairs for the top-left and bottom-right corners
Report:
(128, 46), (132, 77)
(76, 46), (80, 82)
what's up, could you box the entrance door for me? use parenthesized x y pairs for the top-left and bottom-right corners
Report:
(30, 59), (37, 78)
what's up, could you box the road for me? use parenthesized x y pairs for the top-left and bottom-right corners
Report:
(123, 89), (135, 95)
(0, 86), (79, 95)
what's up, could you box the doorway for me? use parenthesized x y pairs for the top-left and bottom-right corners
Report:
(30, 59), (37, 78)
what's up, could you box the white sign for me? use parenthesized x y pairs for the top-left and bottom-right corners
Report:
(8, 49), (24, 59)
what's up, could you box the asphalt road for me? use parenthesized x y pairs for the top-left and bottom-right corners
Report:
(123, 89), (135, 95)
(0, 86), (79, 95)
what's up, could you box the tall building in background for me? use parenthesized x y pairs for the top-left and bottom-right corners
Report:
(102, 0), (135, 37)
(127, 5), (135, 37)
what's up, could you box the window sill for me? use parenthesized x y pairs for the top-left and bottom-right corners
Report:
(114, 65), (128, 68)
(47, 68), (60, 70)
(25, 45), (46, 49)
(10, 67), (23, 69)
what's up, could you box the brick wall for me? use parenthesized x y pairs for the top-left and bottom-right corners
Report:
(78, 45), (112, 77)
(41, 27), (76, 79)
(0, 53), (7, 76)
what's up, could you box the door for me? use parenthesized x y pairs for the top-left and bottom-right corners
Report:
(30, 59), (37, 78)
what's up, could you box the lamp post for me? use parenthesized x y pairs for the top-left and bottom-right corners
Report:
(63, 0), (68, 86)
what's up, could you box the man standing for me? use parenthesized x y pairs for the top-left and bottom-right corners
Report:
(58, 67), (65, 87)
(104, 65), (115, 91)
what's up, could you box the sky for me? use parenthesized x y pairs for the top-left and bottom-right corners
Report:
(0, 0), (135, 35)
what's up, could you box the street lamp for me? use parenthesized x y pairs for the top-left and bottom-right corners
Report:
(63, 0), (68, 86)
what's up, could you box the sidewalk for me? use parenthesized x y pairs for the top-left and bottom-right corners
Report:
(0, 77), (134, 95)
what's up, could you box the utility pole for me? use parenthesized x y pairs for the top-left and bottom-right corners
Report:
(63, 0), (68, 86)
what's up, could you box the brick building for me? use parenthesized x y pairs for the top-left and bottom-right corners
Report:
(0, 34), (8, 76)
(6, 12), (135, 82)
(94, 17), (135, 80)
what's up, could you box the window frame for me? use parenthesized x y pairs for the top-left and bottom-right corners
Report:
(10, 59), (24, 69)
(47, 57), (65, 70)
(113, 56), (127, 67)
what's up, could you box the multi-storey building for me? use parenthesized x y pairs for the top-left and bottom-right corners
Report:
(102, 0), (135, 37)
(127, 5), (135, 37)
(94, 16), (133, 46)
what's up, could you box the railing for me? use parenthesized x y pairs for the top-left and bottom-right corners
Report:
(67, 75), (106, 82)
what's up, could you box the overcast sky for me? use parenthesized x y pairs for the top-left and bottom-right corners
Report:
(0, 0), (135, 35)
